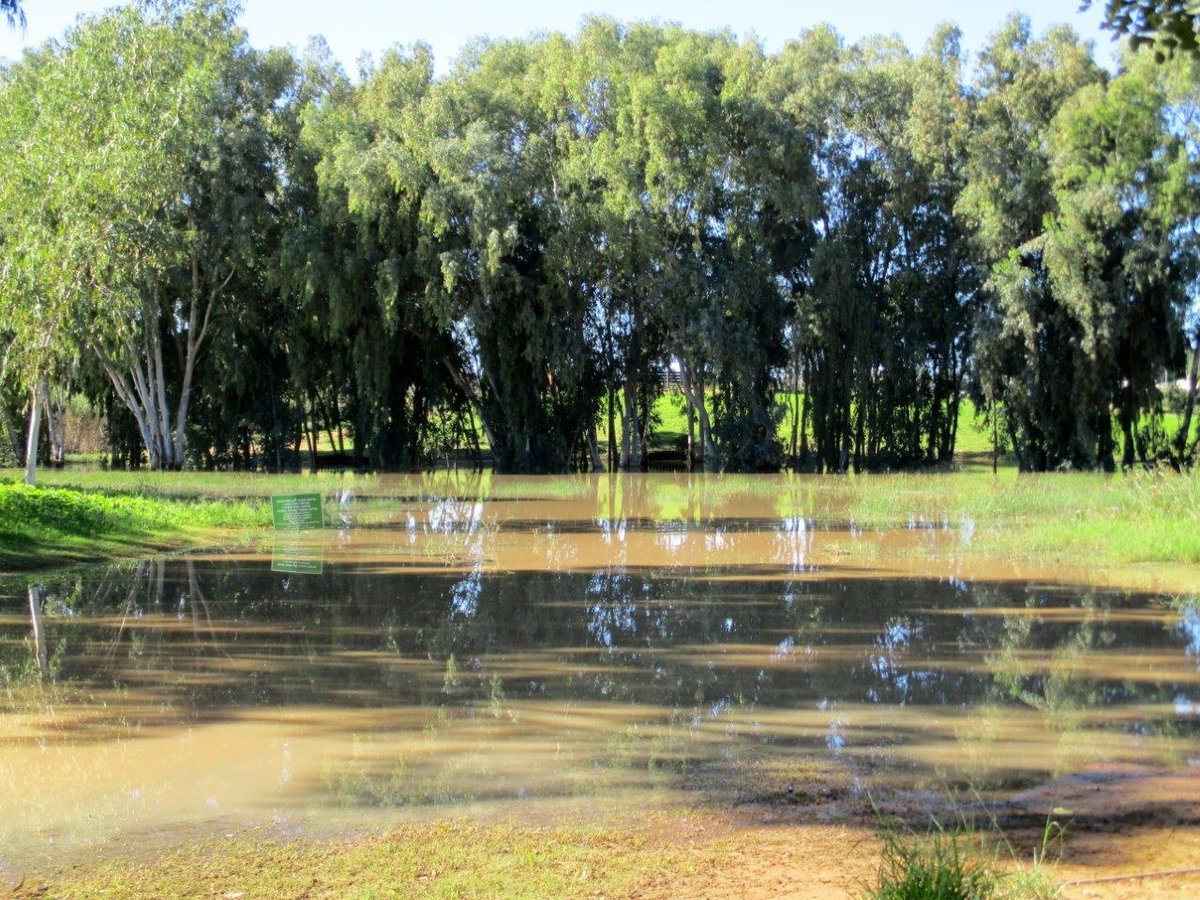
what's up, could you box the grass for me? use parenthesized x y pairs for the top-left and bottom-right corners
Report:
(832, 469), (1200, 569)
(0, 479), (269, 572)
(867, 798), (1065, 900)
(27, 816), (716, 899)
(28, 806), (1071, 899)
(868, 826), (1062, 900)
(22, 468), (374, 500)
(618, 467), (1200, 572)
(870, 825), (1000, 900)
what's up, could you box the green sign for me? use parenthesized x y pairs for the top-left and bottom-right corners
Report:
(272, 493), (324, 531)
(272, 540), (324, 575)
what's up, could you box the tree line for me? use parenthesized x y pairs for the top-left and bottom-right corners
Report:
(1, 0), (1198, 477)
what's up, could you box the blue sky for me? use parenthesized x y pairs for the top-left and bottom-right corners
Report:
(1, 0), (1120, 75)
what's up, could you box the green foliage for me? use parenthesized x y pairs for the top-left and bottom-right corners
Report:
(960, 17), (1199, 471)
(781, 26), (977, 472)
(1090, 1), (1200, 60)
(0, 0), (285, 471)
(2, 7), (1198, 475)
(1041, 53), (1196, 468)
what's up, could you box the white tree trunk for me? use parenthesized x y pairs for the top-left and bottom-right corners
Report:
(101, 359), (159, 468)
(92, 261), (227, 471)
(29, 584), (47, 678)
(678, 355), (718, 471)
(41, 381), (67, 466)
(24, 379), (44, 486)
(1177, 336), (1199, 457)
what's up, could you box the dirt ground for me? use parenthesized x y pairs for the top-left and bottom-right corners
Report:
(635, 766), (1200, 899)
(10, 765), (1198, 898)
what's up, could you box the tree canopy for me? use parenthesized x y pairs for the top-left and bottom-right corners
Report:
(1090, 1), (1200, 60)
(2, 3), (1198, 474)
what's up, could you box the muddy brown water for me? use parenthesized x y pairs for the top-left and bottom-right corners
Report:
(1, 474), (1197, 878)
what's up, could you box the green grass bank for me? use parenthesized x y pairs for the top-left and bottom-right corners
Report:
(0, 479), (268, 572)
(835, 469), (1200, 569)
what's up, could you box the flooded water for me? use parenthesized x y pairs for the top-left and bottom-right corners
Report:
(1, 474), (1198, 876)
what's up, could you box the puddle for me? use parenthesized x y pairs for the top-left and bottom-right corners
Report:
(1, 475), (1197, 876)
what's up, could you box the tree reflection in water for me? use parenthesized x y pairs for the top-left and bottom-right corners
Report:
(0, 516), (1196, 867)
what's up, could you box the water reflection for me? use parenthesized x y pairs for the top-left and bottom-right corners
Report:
(272, 539), (325, 575)
(0, 478), (1197, 873)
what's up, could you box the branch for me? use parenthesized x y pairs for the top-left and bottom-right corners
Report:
(196, 264), (235, 351)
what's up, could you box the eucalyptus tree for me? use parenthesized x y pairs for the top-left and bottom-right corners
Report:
(966, 21), (1196, 471)
(1161, 54), (1200, 461)
(16, 0), (276, 471)
(704, 36), (804, 470)
(1042, 51), (1198, 467)
(277, 40), (362, 467)
(642, 29), (760, 471)
(842, 29), (978, 469)
(570, 19), (665, 470)
(597, 25), (800, 471)
(0, 47), (77, 483)
(960, 16), (1107, 470)
(765, 26), (846, 471)
(184, 43), (310, 471)
(413, 36), (606, 472)
(769, 26), (976, 472)
(267, 39), (351, 469)
(295, 43), (471, 469)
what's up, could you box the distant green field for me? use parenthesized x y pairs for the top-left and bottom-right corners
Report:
(58, 391), (1200, 471)
(637, 392), (1196, 463)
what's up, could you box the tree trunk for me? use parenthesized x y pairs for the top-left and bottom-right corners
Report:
(607, 386), (616, 473)
(944, 388), (960, 464)
(1176, 337), (1199, 460)
(789, 362), (800, 467)
(41, 381), (67, 466)
(443, 360), (499, 459)
(678, 355), (718, 471)
(1098, 404), (1116, 473)
(305, 393), (319, 471)
(320, 394), (339, 459)
(1120, 413), (1135, 470)
(466, 406), (482, 471)
(24, 379), (44, 486)
(1, 401), (22, 466)
(621, 376), (642, 471)
(685, 387), (696, 472)
(927, 382), (941, 466)
(798, 378), (810, 472)
(93, 261), (227, 472)
(587, 431), (604, 472)
(853, 393), (865, 473)
(28, 584), (47, 679)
